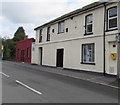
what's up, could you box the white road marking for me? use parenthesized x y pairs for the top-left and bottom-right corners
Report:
(91, 81), (120, 89)
(15, 80), (42, 95)
(0, 72), (42, 95)
(1, 69), (119, 90)
(0, 72), (10, 77)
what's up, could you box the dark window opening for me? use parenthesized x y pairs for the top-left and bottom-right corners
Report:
(47, 27), (50, 41)
(39, 29), (42, 42)
(52, 29), (54, 33)
(66, 28), (68, 32)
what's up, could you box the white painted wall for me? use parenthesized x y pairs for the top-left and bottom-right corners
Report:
(32, 2), (118, 75)
(43, 36), (103, 73)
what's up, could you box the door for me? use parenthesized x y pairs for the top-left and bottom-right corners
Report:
(56, 49), (64, 67)
(39, 47), (43, 65)
(22, 50), (25, 62)
(20, 50), (24, 62)
(108, 42), (117, 75)
(21, 50), (25, 62)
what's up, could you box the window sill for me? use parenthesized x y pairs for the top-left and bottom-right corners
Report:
(58, 32), (64, 34)
(81, 62), (95, 65)
(84, 32), (93, 36)
(106, 28), (118, 32)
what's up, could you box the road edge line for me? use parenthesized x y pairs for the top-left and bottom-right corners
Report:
(50, 73), (120, 89)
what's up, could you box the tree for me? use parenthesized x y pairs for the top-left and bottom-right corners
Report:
(2, 27), (27, 60)
(2, 38), (15, 60)
(13, 27), (26, 42)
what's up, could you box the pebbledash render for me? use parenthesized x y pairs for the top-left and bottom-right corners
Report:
(32, 1), (120, 75)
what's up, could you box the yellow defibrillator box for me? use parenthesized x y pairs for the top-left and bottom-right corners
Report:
(111, 53), (117, 60)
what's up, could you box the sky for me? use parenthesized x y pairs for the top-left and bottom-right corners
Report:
(0, 0), (99, 39)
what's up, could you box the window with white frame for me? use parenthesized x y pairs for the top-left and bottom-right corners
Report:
(47, 27), (50, 41)
(82, 43), (95, 63)
(58, 21), (64, 34)
(39, 29), (42, 42)
(107, 6), (117, 30)
(85, 14), (93, 34)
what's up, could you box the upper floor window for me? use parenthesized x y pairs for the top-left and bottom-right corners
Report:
(85, 14), (93, 35)
(47, 27), (50, 41)
(39, 29), (42, 42)
(107, 6), (117, 30)
(58, 21), (64, 34)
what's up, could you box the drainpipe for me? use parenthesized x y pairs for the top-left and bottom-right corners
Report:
(117, 33), (120, 79)
(103, 2), (106, 76)
(117, 1), (120, 79)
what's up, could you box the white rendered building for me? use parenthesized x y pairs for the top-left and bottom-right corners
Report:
(32, 1), (120, 75)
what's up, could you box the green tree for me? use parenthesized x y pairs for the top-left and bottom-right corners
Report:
(13, 27), (26, 42)
(2, 38), (15, 60)
(2, 27), (27, 60)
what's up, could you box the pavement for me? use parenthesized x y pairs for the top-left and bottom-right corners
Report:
(5, 61), (119, 89)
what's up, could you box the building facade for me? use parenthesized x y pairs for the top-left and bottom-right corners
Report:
(32, 1), (120, 75)
(16, 38), (35, 63)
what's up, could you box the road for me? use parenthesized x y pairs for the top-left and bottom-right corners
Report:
(1, 61), (119, 103)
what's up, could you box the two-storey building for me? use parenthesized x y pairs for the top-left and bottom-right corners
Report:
(32, 1), (120, 75)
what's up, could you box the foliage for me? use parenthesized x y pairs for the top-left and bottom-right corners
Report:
(2, 38), (15, 60)
(13, 27), (26, 42)
(2, 27), (26, 60)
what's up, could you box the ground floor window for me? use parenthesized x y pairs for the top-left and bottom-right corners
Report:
(82, 43), (95, 63)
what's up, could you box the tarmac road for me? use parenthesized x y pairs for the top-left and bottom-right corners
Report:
(2, 61), (119, 103)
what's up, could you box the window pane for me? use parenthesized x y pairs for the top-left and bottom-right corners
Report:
(58, 21), (64, 33)
(83, 44), (94, 63)
(58, 23), (61, 33)
(92, 46), (94, 62)
(109, 18), (117, 28)
(86, 24), (92, 33)
(47, 27), (50, 34)
(86, 15), (92, 23)
(61, 22), (64, 32)
(86, 14), (93, 34)
(109, 7), (117, 18)
(83, 45), (87, 62)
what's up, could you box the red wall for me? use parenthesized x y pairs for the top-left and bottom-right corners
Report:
(16, 38), (34, 63)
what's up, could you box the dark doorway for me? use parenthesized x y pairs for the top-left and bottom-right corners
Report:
(56, 49), (64, 67)
(39, 47), (43, 65)
(21, 50), (25, 62)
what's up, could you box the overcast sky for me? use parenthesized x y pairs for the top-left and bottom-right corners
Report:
(1, 0), (99, 39)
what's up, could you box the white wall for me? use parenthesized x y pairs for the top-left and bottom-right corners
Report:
(32, 2), (118, 75)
